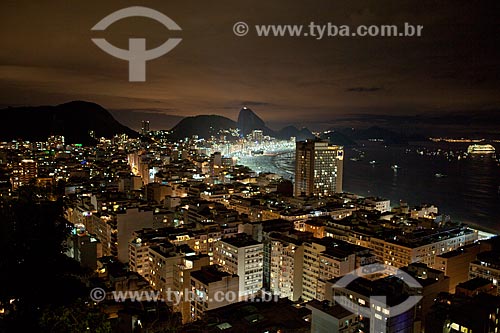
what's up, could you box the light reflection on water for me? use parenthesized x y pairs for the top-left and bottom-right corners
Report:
(238, 142), (500, 232)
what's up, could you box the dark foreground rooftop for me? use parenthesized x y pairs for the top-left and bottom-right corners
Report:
(182, 298), (310, 332)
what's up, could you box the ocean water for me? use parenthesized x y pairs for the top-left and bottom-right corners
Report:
(238, 142), (500, 232)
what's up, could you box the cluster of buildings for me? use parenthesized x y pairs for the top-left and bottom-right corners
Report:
(1, 129), (498, 333)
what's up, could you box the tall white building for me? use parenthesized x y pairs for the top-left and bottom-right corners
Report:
(269, 233), (304, 301)
(302, 238), (357, 301)
(214, 235), (263, 298)
(294, 140), (343, 197)
(190, 265), (239, 321)
(251, 129), (264, 142)
(148, 242), (186, 299)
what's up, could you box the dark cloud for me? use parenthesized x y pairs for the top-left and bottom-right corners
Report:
(0, 0), (499, 127)
(129, 108), (178, 115)
(220, 101), (274, 110)
(324, 109), (500, 137)
(346, 87), (383, 93)
(241, 101), (272, 107)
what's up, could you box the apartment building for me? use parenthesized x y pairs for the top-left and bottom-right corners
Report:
(269, 233), (304, 301)
(148, 242), (197, 302)
(129, 228), (168, 279)
(190, 265), (239, 321)
(302, 238), (357, 301)
(214, 234), (263, 298)
(432, 243), (482, 292)
(368, 227), (477, 268)
(469, 251), (500, 295)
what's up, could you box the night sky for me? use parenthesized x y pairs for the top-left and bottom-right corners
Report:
(1, 0), (499, 130)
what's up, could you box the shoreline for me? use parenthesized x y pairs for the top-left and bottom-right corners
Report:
(462, 222), (499, 237)
(238, 148), (500, 237)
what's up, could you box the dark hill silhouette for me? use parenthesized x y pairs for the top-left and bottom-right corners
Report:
(170, 115), (237, 140)
(169, 107), (316, 141)
(277, 126), (316, 141)
(319, 130), (357, 146)
(333, 126), (426, 144)
(0, 101), (138, 144)
(237, 107), (272, 136)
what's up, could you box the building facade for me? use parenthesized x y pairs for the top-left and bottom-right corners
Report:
(303, 239), (356, 301)
(190, 265), (239, 321)
(214, 235), (263, 298)
(269, 233), (304, 301)
(11, 159), (37, 189)
(294, 140), (343, 197)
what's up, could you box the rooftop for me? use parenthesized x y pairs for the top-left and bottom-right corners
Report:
(184, 298), (310, 332)
(456, 277), (493, 291)
(306, 300), (354, 320)
(190, 265), (235, 285)
(221, 234), (261, 248)
(269, 232), (304, 246)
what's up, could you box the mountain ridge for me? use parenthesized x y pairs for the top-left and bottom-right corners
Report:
(0, 101), (138, 144)
(169, 115), (237, 140)
(171, 107), (316, 141)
